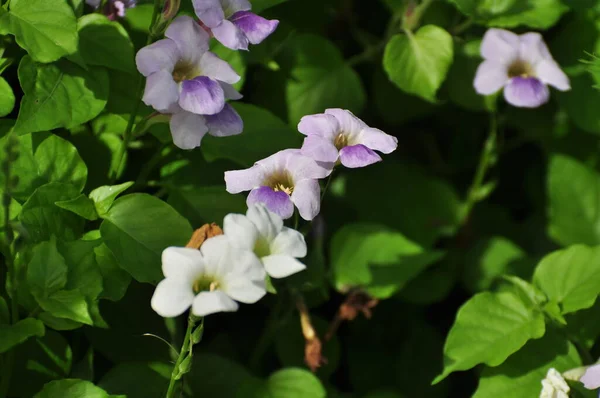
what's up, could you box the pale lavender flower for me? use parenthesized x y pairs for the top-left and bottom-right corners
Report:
(299, 109), (397, 170)
(474, 28), (570, 108)
(193, 0), (279, 50)
(86, 0), (136, 20)
(224, 149), (329, 221)
(581, 363), (600, 391)
(135, 15), (241, 116)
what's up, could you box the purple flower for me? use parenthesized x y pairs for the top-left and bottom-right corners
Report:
(135, 15), (241, 115)
(224, 149), (330, 220)
(298, 109), (398, 170)
(193, 0), (279, 50)
(581, 363), (600, 390)
(474, 28), (570, 108)
(86, 0), (136, 20)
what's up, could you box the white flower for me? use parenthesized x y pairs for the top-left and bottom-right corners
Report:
(540, 368), (570, 398)
(151, 235), (266, 317)
(223, 204), (307, 278)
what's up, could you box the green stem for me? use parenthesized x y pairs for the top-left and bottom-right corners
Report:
(402, 0), (436, 32)
(320, 169), (336, 201)
(460, 112), (498, 224)
(110, 0), (162, 182)
(452, 17), (473, 35)
(165, 315), (196, 398)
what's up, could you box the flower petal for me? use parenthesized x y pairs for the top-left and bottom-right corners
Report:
(473, 60), (509, 95)
(261, 254), (306, 278)
(518, 32), (552, 66)
(290, 179), (320, 221)
(165, 15), (210, 63)
(162, 246), (205, 280)
(339, 144), (382, 168)
(192, 290), (239, 316)
(151, 278), (194, 317)
(179, 76), (225, 115)
(230, 11), (279, 45)
(206, 103), (243, 137)
(223, 213), (257, 250)
(220, 82), (243, 100)
(225, 165), (265, 193)
(357, 127), (397, 154)
(480, 28), (519, 64)
(297, 113), (340, 139)
(503, 77), (549, 108)
(193, 0), (224, 28)
(199, 52), (241, 84)
(246, 203), (283, 242)
(300, 135), (339, 163)
(222, 0), (251, 14)
(285, 151), (331, 181)
(221, 251), (266, 303)
(325, 108), (367, 136)
(169, 110), (209, 149)
(581, 364), (600, 390)
(142, 70), (179, 112)
(135, 39), (179, 77)
(211, 19), (249, 51)
(535, 60), (570, 91)
(270, 227), (307, 257)
(248, 186), (294, 220)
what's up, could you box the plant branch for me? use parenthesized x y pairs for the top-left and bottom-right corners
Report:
(165, 315), (197, 398)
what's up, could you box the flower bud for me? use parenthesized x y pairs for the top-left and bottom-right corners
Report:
(161, 0), (180, 21)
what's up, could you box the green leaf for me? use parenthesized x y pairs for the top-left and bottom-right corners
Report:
(34, 379), (113, 398)
(14, 56), (109, 135)
(446, 39), (486, 111)
(534, 245), (600, 314)
(99, 362), (171, 398)
(19, 183), (84, 242)
(202, 103), (302, 167)
(285, 34), (365, 125)
(383, 26), (453, 102)
(0, 297), (8, 324)
(0, 318), (45, 353)
(4, 0), (78, 63)
(77, 14), (135, 73)
(448, 0), (567, 29)
(463, 236), (530, 293)
(100, 194), (193, 283)
(331, 223), (443, 298)
(27, 238), (69, 299)
(263, 368), (326, 398)
(0, 76), (15, 116)
(472, 331), (581, 398)
(176, 354), (192, 379)
(433, 290), (545, 384)
(59, 239), (104, 300)
(37, 289), (93, 325)
(56, 195), (98, 220)
(0, 133), (88, 201)
(89, 181), (134, 217)
(94, 243), (131, 302)
(558, 73), (600, 135)
(547, 154), (600, 246)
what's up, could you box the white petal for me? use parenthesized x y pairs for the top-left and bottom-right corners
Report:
(246, 203), (283, 242)
(151, 278), (194, 317)
(518, 32), (552, 66)
(191, 291), (238, 316)
(161, 247), (205, 280)
(261, 255), (306, 278)
(199, 52), (241, 84)
(324, 108), (366, 137)
(535, 60), (570, 91)
(223, 213), (258, 250)
(169, 111), (209, 149)
(199, 235), (233, 277)
(221, 248), (266, 303)
(165, 15), (210, 64)
(480, 28), (519, 64)
(270, 227), (307, 258)
(474, 60), (509, 95)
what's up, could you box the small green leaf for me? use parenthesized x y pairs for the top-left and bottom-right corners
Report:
(265, 368), (326, 398)
(534, 245), (600, 314)
(94, 243), (131, 302)
(59, 239), (104, 301)
(5, 0), (78, 63)
(0, 318), (45, 353)
(14, 56), (109, 135)
(383, 26), (453, 102)
(176, 354), (192, 379)
(37, 289), (93, 325)
(34, 379), (113, 398)
(27, 238), (69, 300)
(100, 194), (193, 283)
(89, 181), (134, 217)
(433, 290), (545, 384)
(191, 322), (204, 344)
(56, 195), (99, 220)
(77, 14), (135, 73)
(547, 154), (600, 246)
(285, 34), (365, 125)
(0, 76), (15, 116)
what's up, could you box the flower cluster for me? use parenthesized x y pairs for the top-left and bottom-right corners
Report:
(225, 109), (398, 220)
(474, 28), (570, 108)
(151, 204), (307, 317)
(135, 1), (278, 149)
(539, 368), (570, 398)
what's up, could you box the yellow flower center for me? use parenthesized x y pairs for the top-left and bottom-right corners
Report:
(334, 133), (348, 150)
(507, 60), (533, 78)
(172, 61), (201, 83)
(265, 171), (294, 195)
(193, 276), (220, 294)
